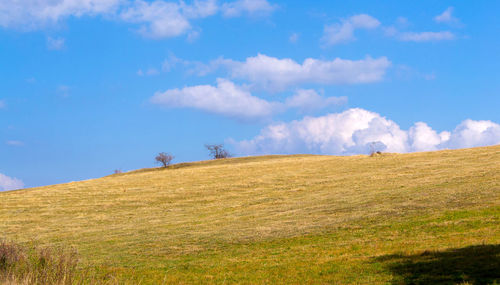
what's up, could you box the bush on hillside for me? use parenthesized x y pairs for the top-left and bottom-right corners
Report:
(205, 144), (231, 159)
(156, 152), (174, 168)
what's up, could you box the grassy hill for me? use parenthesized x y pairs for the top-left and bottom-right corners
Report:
(1, 146), (499, 284)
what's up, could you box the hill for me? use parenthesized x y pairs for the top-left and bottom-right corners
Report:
(1, 146), (499, 284)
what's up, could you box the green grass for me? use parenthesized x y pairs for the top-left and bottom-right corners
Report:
(1, 145), (499, 284)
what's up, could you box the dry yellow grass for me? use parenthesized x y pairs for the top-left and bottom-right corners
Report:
(1, 145), (499, 283)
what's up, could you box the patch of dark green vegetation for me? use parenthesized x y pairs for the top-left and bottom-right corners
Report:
(375, 244), (500, 285)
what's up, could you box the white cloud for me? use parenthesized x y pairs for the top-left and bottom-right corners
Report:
(0, 0), (121, 29)
(0, 173), (24, 191)
(321, 14), (380, 46)
(186, 29), (201, 42)
(216, 54), (391, 92)
(119, 0), (219, 39)
(47, 36), (65, 50)
(180, 0), (218, 18)
(120, 0), (275, 38)
(285, 89), (347, 113)
(120, 0), (193, 38)
(233, 108), (500, 155)
(221, 0), (277, 18)
(150, 80), (350, 120)
(434, 7), (459, 24)
(444, 119), (500, 149)
(161, 54), (184, 72)
(150, 78), (279, 120)
(398, 31), (455, 42)
(408, 122), (445, 152)
(1, 0), (276, 38)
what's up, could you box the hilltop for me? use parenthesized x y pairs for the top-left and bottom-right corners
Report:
(1, 146), (499, 284)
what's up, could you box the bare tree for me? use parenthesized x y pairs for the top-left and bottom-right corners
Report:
(155, 152), (174, 167)
(205, 144), (230, 159)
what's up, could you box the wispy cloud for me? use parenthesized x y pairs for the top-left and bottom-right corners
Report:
(0, 0), (121, 29)
(137, 68), (160, 76)
(285, 89), (347, 113)
(434, 7), (460, 25)
(289, 32), (299, 43)
(398, 31), (455, 42)
(46, 36), (65, 50)
(0, 0), (277, 39)
(221, 0), (277, 18)
(6, 140), (24, 146)
(321, 14), (380, 46)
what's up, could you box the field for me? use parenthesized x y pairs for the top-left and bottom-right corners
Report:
(1, 145), (499, 284)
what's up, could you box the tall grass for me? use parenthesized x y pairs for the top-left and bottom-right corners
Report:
(0, 240), (79, 284)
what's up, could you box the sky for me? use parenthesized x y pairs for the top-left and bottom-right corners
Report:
(1, 0), (499, 190)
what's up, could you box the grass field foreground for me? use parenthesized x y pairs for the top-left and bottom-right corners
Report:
(1, 146), (499, 283)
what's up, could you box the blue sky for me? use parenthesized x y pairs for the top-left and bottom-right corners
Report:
(1, 0), (499, 190)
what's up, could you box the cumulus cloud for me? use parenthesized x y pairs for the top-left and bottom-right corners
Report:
(285, 89), (347, 113)
(444, 119), (500, 149)
(0, 173), (24, 191)
(151, 79), (349, 120)
(150, 78), (280, 120)
(321, 14), (380, 46)
(398, 31), (455, 42)
(408, 122), (447, 152)
(214, 54), (391, 92)
(221, 0), (277, 18)
(434, 7), (459, 24)
(233, 108), (500, 155)
(47, 36), (65, 50)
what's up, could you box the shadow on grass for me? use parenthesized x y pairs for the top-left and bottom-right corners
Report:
(374, 244), (500, 284)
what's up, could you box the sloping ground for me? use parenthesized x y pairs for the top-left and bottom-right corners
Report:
(1, 146), (499, 284)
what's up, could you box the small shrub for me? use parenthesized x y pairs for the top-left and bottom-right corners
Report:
(0, 240), (79, 284)
(205, 144), (231, 159)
